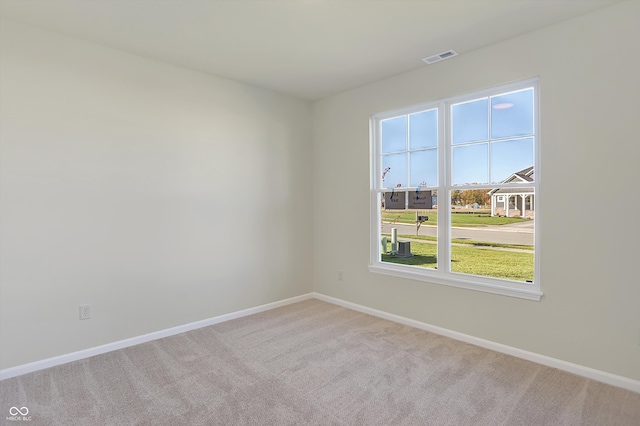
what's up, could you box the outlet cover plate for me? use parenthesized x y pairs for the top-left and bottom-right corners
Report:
(79, 305), (91, 320)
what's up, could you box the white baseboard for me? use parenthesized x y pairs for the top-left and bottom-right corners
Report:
(311, 292), (640, 394)
(0, 293), (313, 381)
(3, 291), (638, 394)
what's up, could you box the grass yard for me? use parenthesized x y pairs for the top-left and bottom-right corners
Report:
(381, 240), (534, 282)
(381, 210), (530, 227)
(392, 234), (533, 251)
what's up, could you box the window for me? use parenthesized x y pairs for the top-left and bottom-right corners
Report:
(370, 80), (540, 300)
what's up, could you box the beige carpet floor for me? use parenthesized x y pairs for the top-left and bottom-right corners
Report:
(1, 299), (639, 425)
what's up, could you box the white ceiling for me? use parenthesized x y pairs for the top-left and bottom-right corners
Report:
(0, 0), (622, 100)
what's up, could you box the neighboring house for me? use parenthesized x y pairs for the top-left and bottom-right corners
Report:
(488, 167), (534, 218)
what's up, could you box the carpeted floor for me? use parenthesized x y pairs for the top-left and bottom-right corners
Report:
(1, 299), (639, 425)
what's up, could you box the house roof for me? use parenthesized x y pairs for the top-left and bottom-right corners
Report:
(513, 166), (534, 182)
(487, 167), (534, 195)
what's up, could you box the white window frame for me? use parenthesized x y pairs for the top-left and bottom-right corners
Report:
(369, 79), (541, 301)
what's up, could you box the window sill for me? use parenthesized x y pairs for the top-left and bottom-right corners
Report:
(368, 263), (542, 301)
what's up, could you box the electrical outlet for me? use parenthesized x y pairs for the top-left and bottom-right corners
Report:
(79, 304), (91, 320)
(338, 270), (343, 281)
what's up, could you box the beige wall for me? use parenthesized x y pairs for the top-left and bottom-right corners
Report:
(0, 20), (313, 369)
(312, 1), (640, 381)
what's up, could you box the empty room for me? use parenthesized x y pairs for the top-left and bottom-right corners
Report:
(1, 0), (639, 424)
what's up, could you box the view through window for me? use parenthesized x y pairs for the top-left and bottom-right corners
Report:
(371, 80), (539, 299)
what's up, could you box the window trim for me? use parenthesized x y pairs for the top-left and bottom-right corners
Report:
(369, 79), (541, 301)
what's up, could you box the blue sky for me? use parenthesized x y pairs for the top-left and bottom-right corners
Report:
(382, 88), (534, 187)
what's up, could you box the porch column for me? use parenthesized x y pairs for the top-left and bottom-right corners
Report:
(505, 195), (510, 217)
(521, 194), (526, 217)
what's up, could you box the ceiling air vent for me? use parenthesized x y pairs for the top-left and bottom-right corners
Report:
(422, 50), (458, 65)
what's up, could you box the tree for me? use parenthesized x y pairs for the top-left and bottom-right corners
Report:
(451, 190), (462, 205)
(458, 189), (490, 207)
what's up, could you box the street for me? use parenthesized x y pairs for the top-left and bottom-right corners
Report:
(382, 221), (534, 246)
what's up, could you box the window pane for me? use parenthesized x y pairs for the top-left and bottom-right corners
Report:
(381, 116), (407, 153)
(409, 149), (437, 187)
(452, 144), (488, 185)
(491, 138), (534, 183)
(382, 153), (407, 188)
(452, 98), (488, 144)
(450, 190), (534, 282)
(374, 81), (538, 294)
(381, 190), (437, 269)
(491, 88), (534, 139)
(409, 109), (437, 149)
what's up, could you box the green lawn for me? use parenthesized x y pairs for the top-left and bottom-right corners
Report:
(390, 234), (533, 251)
(381, 241), (534, 282)
(381, 210), (530, 227)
